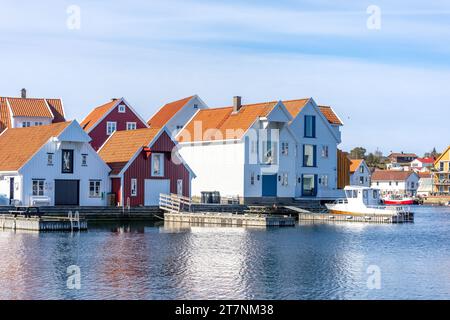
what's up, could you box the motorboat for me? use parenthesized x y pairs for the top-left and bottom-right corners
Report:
(326, 186), (413, 218)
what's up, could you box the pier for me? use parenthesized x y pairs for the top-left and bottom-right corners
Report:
(0, 210), (87, 231)
(297, 212), (414, 224)
(160, 194), (295, 227)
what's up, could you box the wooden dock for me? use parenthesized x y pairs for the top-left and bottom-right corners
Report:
(297, 212), (414, 224)
(164, 212), (295, 227)
(0, 215), (87, 231)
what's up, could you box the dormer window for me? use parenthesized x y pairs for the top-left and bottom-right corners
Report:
(118, 104), (126, 113)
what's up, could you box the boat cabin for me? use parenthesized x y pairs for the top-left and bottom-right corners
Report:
(344, 186), (381, 206)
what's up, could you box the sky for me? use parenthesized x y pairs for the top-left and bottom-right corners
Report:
(0, 0), (449, 156)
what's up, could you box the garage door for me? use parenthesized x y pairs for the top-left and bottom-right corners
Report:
(55, 180), (79, 205)
(144, 179), (170, 206)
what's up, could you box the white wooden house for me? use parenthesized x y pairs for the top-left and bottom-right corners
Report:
(371, 170), (419, 197)
(0, 121), (110, 206)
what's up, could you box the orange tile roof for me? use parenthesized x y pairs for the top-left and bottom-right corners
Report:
(147, 96), (194, 128)
(0, 122), (72, 171)
(0, 97), (11, 133)
(7, 97), (53, 118)
(282, 98), (311, 118)
(318, 106), (343, 125)
(46, 98), (65, 123)
(372, 170), (416, 181)
(80, 100), (118, 132)
(350, 159), (363, 173)
(98, 127), (162, 175)
(178, 102), (276, 142)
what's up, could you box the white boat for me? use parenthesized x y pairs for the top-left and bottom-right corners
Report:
(326, 186), (413, 217)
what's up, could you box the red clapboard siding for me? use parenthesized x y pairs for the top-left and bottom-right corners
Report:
(123, 131), (191, 206)
(89, 104), (147, 151)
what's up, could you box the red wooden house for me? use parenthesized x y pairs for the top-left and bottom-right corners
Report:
(80, 98), (148, 151)
(98, 127), (195, 206)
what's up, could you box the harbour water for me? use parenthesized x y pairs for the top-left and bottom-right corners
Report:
(0, 206), (449, 300)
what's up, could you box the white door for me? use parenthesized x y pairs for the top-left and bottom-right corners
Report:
(144, 179), (170, 206)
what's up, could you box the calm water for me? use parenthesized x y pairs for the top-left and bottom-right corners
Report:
(0, 206), (449, 300)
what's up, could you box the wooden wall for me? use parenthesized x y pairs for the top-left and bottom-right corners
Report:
(337, 149), (351, 189)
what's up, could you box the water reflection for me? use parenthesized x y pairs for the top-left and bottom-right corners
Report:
(0, 206), (449, 300)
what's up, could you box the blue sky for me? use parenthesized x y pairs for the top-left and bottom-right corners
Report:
(1, 0), (449, 155)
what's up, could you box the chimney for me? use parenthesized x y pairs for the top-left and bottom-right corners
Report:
(233, 96), (242, 113)
(21, 88), (26, 99)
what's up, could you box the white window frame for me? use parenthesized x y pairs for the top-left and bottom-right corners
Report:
(106, 121), (117, 135)
(177, 179), (183, 196)
(47, 153), (54, 166)
(32, 179), (45, 196)
(118, 104), (126, 113)
(321, 145), (329, 158)
(126, 122), (137, 130)
(151, 153), (164, 177)
(81, 154), (88, 166)
(281, 142), (289, 156)
(89, 180), (101, 198)
(131, 178), (138, 197)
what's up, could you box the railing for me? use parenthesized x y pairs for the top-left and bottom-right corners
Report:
(159, 193), (192, 213)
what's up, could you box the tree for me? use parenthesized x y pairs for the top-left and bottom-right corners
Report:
(350, 147), (366, 159)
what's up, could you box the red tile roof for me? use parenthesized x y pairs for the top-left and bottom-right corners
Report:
(147, 96), (194, 128)
(372, 170), (416, 181)
(80, 100), (118, 132)
(0, 122), (72, 171)
(98, 127), (163, 175)
(415, 157), (435, 164)
(0, 97), (11, 133)
(178, 102), (276, 142)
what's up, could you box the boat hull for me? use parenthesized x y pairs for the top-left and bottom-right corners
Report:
(383, 199), (414, 205)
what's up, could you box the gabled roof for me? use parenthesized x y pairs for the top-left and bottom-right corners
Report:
(147, 96), (194, 128)
(318, 106), (343, 125)
(98, 127), (163, 175)
(80, 100), (118, 132)
(0, 96), (66, 133)
(388, 152), (418, 158)
(371, 170), (417, 181)
(350, 159), (364, 173)
(177, 102), (278, 143)
(434, 146), (450, 164)
(0, 121), (72, 172)
(278, 98), (343, 126)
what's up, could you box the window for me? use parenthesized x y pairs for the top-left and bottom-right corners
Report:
(131, 179), (137, 197)
(440, 162), (445, 171)
(281, 142), (289, 156)
(34, 122), (43, 126)
(126, 122), (137, 130)
(81, 154), (88, 166)
(106, 122), (117, 135)
(32, 180), (45, 196)
(250, 172), (255, 185)
(176, 125), (183, 130)
(359, 176), (365, 184)
(410, 182), (415, 189)
(89, 180), (101, 198)
(22, 122), (31, 127)
(319, 175), (328, 187)
(304, 115), (316, 138)
(303, 144), (316, 167)
(321, 145), (329, 158)
(177, 179), (183, 196)
(373, 190), (379, 199)
(61, 149), (74, 174)
(262, 139), (277, 164)
(47, 153), (54, 166)
(193, 104), (199, 109)
(282, 173), (288, 186)
(360, 165), (365, 173)
(118, 104), (126, 113)
(152, 153), (164, 177)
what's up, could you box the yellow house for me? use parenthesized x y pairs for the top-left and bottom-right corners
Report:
(433, 146), (450, 195)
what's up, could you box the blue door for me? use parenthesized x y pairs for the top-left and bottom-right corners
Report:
(262, 174), (277, 197)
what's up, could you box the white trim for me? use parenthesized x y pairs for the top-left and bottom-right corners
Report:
(6, 98), (14, 128)
(126, 121), (137, 130)
(106, 121), (117, 136)
(43, 99), (55, 121)
(151, 153), (165, 177)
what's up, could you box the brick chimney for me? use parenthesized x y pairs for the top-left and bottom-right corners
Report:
(233, 96), (242, 113)
(21, 88), (26, 99)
